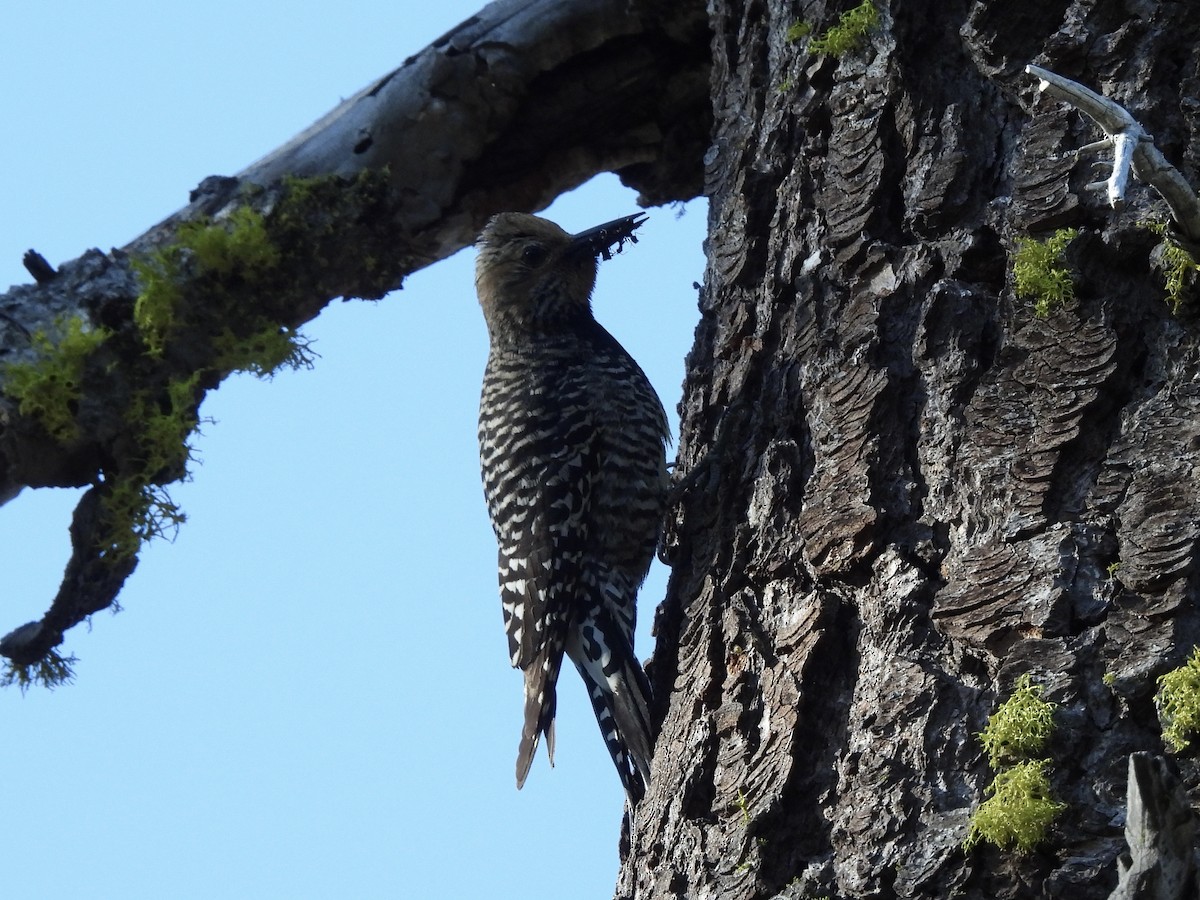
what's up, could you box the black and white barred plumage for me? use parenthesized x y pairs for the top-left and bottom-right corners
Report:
(475, 212), (668, 799)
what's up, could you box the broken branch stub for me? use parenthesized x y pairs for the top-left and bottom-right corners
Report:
(1026, 64), (1200, 243)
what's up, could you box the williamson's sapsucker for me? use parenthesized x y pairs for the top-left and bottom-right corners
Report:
(475, 211), (668, 800)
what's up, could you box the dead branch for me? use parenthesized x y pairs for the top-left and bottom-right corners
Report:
(1026, 65), (1200, 243)
(0, 0), (709, 673)
(1109, 752), (1200, 900)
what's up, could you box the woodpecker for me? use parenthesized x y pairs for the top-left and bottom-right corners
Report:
(475, 211), (668, 800)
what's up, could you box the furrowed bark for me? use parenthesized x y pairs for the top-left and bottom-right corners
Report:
(620, 1), (1200, 897)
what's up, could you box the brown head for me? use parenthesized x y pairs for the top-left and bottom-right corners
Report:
(475, 212), (646, 344)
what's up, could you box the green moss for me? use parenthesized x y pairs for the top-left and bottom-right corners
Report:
(132, 249), (183, 357)
(96, 315), (313, 562)
(967, 675), (1065, 853)
(212, 322), (316, 379)
(1145, 221), (1199, 313)
(133, 206), (282, 357)
(98, 373), (201, 562)
(808, 0), (879, 56)
(978, 674), (1057, 769)
(1158, 243), (1197, 312)
(126, 373), (202, 478)
(121, 197), (330, 563)
(99, 478), (187, 563)
(735, 788), (752, 827)
(1012, 228), (1078, 317)
(177, 205), (279, 275)
(786, 21), (812, 42)
(278, 173), (332, 209)
(1, 650), (77, 691)
(274, 170), (389, 244)
(964, 759), (1066, 852)
(4, 315), (110, 443)
(1157, 646), (1200, 753)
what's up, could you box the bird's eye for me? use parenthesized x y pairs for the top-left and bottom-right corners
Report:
(521, 244), (548, 267)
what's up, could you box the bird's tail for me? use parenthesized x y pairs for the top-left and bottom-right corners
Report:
(569, 619), (656, 800)
(515, 636), (566, 789)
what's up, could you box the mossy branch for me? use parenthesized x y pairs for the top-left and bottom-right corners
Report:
(0, 648), (77, 691)
(0, 193), (336, 676)
(0, 0), (711, 679)
(3, 316), (111, 444)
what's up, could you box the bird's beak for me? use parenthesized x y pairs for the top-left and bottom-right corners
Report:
(567, 213), (647, 261)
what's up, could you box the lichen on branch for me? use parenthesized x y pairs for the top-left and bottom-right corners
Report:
(3, 315), (111, 444)
(0, 647), (77, 691)
(132, 206), (284, 358)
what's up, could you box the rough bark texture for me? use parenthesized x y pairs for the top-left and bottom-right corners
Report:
(620, 0), (1200, 897)
(1110, 753), (1199, 899)
(7, 0), (1200, 893)
(0, 0), (710, 667)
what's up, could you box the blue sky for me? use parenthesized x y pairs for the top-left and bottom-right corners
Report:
(0, 4), (706, 898)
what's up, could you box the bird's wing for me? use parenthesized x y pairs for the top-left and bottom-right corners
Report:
(495, 441), (595, 669)
(497, 433), (600, 787)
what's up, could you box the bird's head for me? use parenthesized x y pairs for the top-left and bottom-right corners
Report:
(475, 212), (645, 343)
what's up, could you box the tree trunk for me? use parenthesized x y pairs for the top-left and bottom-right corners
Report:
(621, 1), (1200, 897)
(5, 0), (1200, 894)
